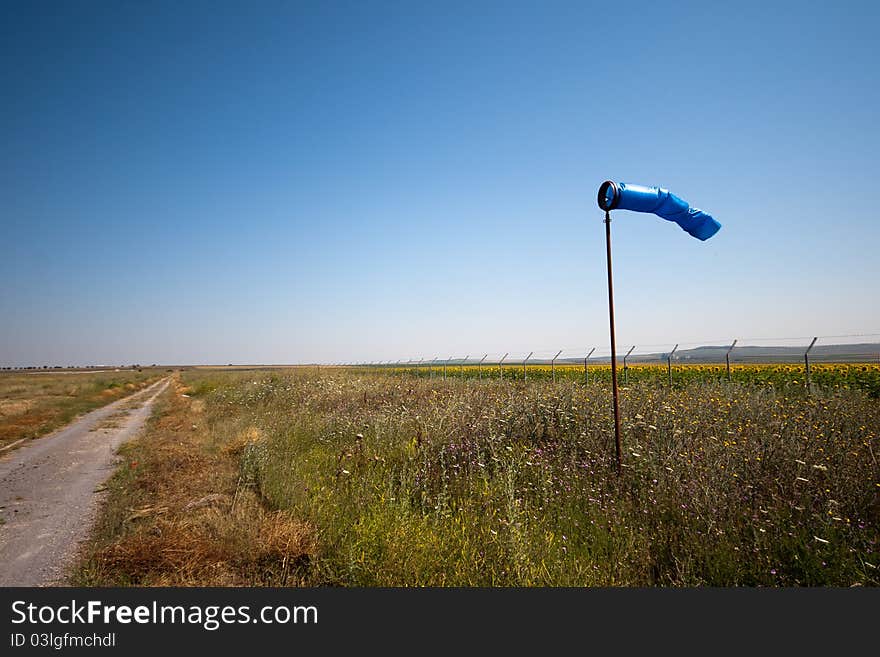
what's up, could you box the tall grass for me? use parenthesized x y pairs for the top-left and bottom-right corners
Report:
(190, 369), (878, 586)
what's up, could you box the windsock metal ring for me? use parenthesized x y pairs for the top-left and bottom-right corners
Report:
(598, 180), (620, 211)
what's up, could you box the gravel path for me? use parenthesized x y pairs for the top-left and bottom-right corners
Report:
(0, 378), (169, 586)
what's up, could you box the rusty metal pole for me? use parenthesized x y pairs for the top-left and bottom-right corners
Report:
(551, 349), (562, 382)
(805, 337), (818, 390)
(584, 347), (595, 384)
(667, 344), (678, 386)
(604, 210), (623, 473)
(623, 345), (635, 385)
(725, 339), (737, 382)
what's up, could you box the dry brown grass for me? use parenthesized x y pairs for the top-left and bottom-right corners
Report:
(221, 426), (263, 457)
(0, 399), (36, 416)
(74, 377), (315, 586)
(0, 369), (162, 448)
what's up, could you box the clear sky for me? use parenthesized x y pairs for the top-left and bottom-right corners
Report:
(2, 1), (879, 366)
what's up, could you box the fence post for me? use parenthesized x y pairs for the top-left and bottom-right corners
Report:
(551, 349), (562, 382)
(478, 354), (487, 380)
(461, 355), (469, 379)
(444, 355), (452, 381)
(805, 337), (818, 390)
(430, 357), (438, 379)
(499, 353), (508, 381)
(667, 344), (678, 386)
(523, 352), (533, 381)
(726, 339), (737, 382)
(623, 345), (635, 385)
(584, 347), (595, 383)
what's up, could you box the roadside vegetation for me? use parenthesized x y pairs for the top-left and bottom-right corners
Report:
(77, 366), (879, 586)
(0, 369), (165, 451)
(73, 376), (313, 586)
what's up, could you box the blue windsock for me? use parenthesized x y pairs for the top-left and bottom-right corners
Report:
(598, 181), (721, 241)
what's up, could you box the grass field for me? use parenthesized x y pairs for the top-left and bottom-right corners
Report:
(0, 369), (167, 450)
(76, 364), (879, 586)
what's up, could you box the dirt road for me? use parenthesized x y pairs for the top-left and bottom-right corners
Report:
(0, 377), (169, 586)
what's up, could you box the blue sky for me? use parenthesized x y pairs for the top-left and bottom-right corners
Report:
(2, 1), (879, 366)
